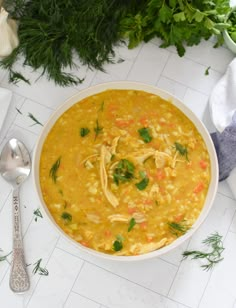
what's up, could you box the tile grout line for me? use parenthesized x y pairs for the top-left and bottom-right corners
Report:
(125, 43), (144, 79)
(197, 207), (236, 308)
(13, 123), (40, 137)
(155, 51), (172, 86)
(217, 190), (236, 202)
(26, 235), (60, 307)
(56, 246), (179, 304)
(71, 290), (116, 308)
(167, 239), (192, 298)
(62, 260), (85, 307)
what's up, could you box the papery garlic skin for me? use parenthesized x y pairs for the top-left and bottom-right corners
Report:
(0, 7), (19, 58)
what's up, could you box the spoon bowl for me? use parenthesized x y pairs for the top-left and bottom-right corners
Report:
(0, 138), (31, 293)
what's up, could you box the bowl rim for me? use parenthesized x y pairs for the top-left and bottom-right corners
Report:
(32, 81), (219, 261)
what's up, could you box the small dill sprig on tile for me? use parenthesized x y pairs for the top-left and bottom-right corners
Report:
(0, 250), (12, 263)
(28, 113), (43, 126)
(182, 232), (224, 271)
(33, 208), (43, 222)
(15, 107), (22, 114)
(32, 258), (49, 276)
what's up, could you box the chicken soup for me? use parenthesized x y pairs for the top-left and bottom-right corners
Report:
(40, 89), (210, 256)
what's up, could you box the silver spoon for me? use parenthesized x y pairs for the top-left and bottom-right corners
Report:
(0, 138), (31, 293)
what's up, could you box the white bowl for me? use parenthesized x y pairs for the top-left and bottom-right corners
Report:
(223, 6), (236, 54)
(33, 81), (219, 261)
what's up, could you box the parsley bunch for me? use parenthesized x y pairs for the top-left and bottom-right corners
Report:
(120, 0), (231, 56)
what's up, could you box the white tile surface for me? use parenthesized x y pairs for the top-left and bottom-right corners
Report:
(162, 53), (222, 95)
(0, 39), (235, 308)
(27, 249), (83, 308)
(64, 292), (100, 308)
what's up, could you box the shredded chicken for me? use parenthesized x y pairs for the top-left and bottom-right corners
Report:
(108, 214), (129, 223)
(132, 212), (146, 223)
(100, 145), (119, 207)
(81, 153), (98, 165)
(149, 183), (160, 198)
(129, 238), (167, 254)
(86, 213), (100, 224)
(110, 136), (120, 155)
(154, 150), (171, 169)
(133, 149), (155, 165)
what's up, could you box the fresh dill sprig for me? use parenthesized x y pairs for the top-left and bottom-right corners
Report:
(182, 232), (224, 271)
(32, 258), (49, 276)
(49, 157), (61, 183)
(28, 113), (43, 126)
(15, 107), (22, 114)
(94, 119), (103, 140)
(0, 249), (12, 263)
(33, 208), (43, 222)
(98, 101), (104, 112)
(168, 221), (188, 237)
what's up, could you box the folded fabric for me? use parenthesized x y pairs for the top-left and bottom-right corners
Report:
(211, 111), (236, 181)
(209, 58), (236, 198)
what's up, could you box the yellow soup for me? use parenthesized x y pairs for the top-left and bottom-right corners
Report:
(40, 90), (210, 256)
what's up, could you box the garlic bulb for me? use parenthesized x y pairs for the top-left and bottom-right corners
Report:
(0, 7), (19, 58)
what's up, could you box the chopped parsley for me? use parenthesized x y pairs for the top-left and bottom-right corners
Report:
(135, 171), (149, 190)
(113, 159), (135, 185)
(128, 218), (136, 232)
(112, 234), (124, 251)
(174, 142), (189, 161)
(80, 127), (90, 137)
(205, 66), (211, 76)
(61, 212), (72, 222)
(168, 221), (188, 237)
(33, 208), (43, 222)
(138, 127), (152, 143)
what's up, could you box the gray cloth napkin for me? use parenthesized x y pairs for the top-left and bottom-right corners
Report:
(211, 111), (236, 181)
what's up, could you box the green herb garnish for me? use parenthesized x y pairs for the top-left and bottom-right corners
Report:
(168, 221), (188, 237)
(128, 218), (136, 232)
(0, 250), (12, 262)
(94, 119), (103, 140)
(113, 159), (135, 185)
(205, 66), (211, 76)
(15, 107), (22, 114)
(113, 234), (124, 251)
(32, 258), (49, 276)
(58, 189), (63, 196)
(49, 157), (61, 183)
(33, 208), (43, 222)
(135, 177), (149, 190)
(28, 113), (43, 126)
(138, 127), (152, 143)
(61, 212), (72, 222)
(174, 142), (189, 161)
(99, 101), (104, 112)
(183, 232), (224, 271)
(80, 127), (90, 137)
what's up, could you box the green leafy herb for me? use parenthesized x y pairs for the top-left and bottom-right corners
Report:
(28, 113), (43, 126)
(128, 218), (136, 232)
(99, 101), (105, 112)
(205, 66), (211, 75)
(113, 159), (135, 185)
(168, 221), (188, 237)
(9, 70), (30, 85)
(135, 177), (149, 190)
(49, 157), (61, 183)
(226, 9), (236, 43)
(61, 212), (72, 222)
(80, 127), (90, 137)
(112, 234), (124, 251)
(58, 189), (63, 196)
(155, 200), (159, 206)
(15, 107), (22, 114)
(138, 127), (152, 143)
(94, 119), (103, 140)
(32, 258), (49, 276)
(183, 232), (224, 271)
(0, 250), (12, 262)
(33, 208), (43, 222)
(174, 142), (189, 161)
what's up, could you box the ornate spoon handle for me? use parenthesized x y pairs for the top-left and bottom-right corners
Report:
(9, 188), (30, 293)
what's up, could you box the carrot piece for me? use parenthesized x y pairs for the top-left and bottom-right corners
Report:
(174, 214), (185, 222)
(139, 116), (149, 127)
(128, 207), (137, 214)
(115, 119), (134, 128)
(193, 182), (204, 194)
(140, 222), (147, 230)
(155, 169), (165, 180)
(104, 230), (112, 237)
(80, 241), (89, 247)
(146, 236), (153, 242)
(199, 160), (207, 170)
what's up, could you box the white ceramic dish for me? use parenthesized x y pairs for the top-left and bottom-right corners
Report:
(223, 6), (236, 54)
(33, 81), (219, 261)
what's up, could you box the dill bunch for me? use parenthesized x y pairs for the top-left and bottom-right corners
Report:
(1, 0), (140, 86)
